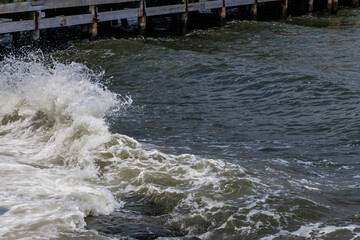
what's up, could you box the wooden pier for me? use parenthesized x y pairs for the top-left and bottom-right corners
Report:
(0, 0), (358, 42)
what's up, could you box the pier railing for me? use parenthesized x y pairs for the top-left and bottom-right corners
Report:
(0, 0), (282, 36)
(0, 0), (353, 40)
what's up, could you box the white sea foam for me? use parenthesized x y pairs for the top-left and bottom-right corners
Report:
(260, 223), (360, 240)
(0, 54), (252, 239)
(1, 54), (355, 240)
(0, 55), (124, 239)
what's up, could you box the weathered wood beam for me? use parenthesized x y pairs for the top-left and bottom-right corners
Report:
(1, 8), (141, 33)
(0, 0), (281, 17)
(253, 0), (258, 20)
(138, 0), (146, 37)
(282, 0), (288, 19)
(0, 0), (285, 37)
(220, 0), (226, 26)
(309, 0), (314, 12)
(146, 4), (185, 17)
(0, 20), (34, 34)
(189, 1), (222, 12)
(90, 6), (98, 40)
(0, 0), (140, 15)
(179, 11), (188, 35)
(181, 0), (189, 35)
(98, 9), (140, 21)
(226, 0), (253, 7)
(259, 0), (281, 3)
(39, 14), (93, 29)
(33, 10), (40, 41)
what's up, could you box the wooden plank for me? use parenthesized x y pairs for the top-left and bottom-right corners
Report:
(38, 13), (93, 29)
(0, 0), (140, 15)
(0, 20), (34, 34)
(42, 0), (139, 10)
(0, 3), (42, 15)
(225, 0), (253, 7)
(188, 1), (222, 12)
(258, 0), (280, 3)
(146, 4), (185, 17)
(0, 0), (284, 35)
(98, 8), (140, 21)
(0, 0), (281, 16)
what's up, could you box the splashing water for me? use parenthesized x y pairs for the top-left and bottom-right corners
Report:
(0, 54), (125, 239)
(0, 54), (262, 240)
(1, 50), (360, 240)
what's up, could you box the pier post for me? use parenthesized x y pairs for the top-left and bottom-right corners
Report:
(253, 0), (258, 20)
(90, 6), (98, 40)
(220, 5), (226, 26)
(11, 16), (20, 46)
(179, 0), (189, 35)
(179, 12), (188, 35)
(121, 19), (129, 27)
(332, 0), (338, 13)
(309, 0), (314, 12)
(213, 7), (226, 26)
(327, 0), (332, 14)
(138, 0), (146, 37)
(81, 24), (90, 39)
(220, 7), (226, 25)
(282, 0), (288, 19)
(219, 0), (226, 26)
(110, 8), (118, 26)
(24, 11), (41, 42)
(12, 32), (20, 47)
(354, 0), (359, 7)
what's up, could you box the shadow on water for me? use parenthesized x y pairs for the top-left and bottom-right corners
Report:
(85, 198), (201, 240)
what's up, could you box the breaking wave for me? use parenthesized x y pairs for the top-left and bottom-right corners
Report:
(1, 53), (359, 240)
(0, 54), (127, 239)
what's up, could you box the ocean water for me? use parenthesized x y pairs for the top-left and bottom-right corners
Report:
(1, 8), (360, 240)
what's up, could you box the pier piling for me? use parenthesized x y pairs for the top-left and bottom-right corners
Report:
(220, 0), (226, 26)
(180, 0), (188, 35)
(81, 24), (91, 39)
(253, 0), (258, 20)
(91, 6), (98, 40)
(213, 6), (226, 26)
(0, 0), (353, 44)
(281, 0), (288, 19)
(220, 6), (226, 26)
(332, 0), (338, 13)
(354, 0), (359, 7)
(33, 11), (40, 41)
(179, 12), (188, 35)
(138, 0), (146, 37)
(309, 0), (314, 12)
(327, 0), (332, 13)
(121, 19), (129, 27)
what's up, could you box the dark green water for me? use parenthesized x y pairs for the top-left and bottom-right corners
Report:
(1, 7), (360, 240)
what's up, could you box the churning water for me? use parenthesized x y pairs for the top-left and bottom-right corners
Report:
(1, 8), (360, 240)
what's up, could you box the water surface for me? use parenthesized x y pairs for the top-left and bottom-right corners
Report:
(1, 8), (360, 240)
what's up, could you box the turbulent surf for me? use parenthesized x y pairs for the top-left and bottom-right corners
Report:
(2, 9), (360, 239)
